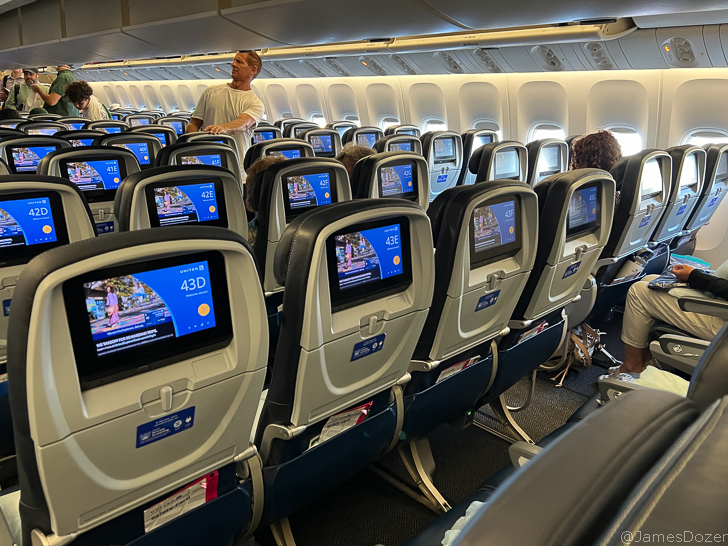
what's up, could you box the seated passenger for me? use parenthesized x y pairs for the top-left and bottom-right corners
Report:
(245, 154), (284, 247)
(570, 130), (622, 171)
(335, 143), (375, 180)
(5, 68), (47, 112)
(65, 80), (112, 121)
(0, 107), (21, 120)
(605, 262), (728, 380)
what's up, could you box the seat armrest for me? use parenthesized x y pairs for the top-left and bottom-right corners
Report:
(650, 334), (708, 375)
(508, 441), (543, 468)
(678, 296), (728, 320)
(598, 377), (649, 401)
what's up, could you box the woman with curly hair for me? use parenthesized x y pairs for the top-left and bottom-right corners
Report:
(570, 130), (622, 171)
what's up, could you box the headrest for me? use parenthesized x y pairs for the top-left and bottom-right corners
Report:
(153, 141), (235, 168)
(469, 140), (523, 180)
(243, 138), (314, 171)
(349, 151), (415, 199)
(114, 164), (237, 231)
(687, 322), (728, 412)
(273, 198), (422, 286)
(612, 149), (666, 208)
(372, 135), (421, 154)
(427, 180), (532, 250)
(452, 389), (698, 546)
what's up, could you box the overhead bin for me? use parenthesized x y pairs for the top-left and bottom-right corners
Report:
(221, 0), (464, 46)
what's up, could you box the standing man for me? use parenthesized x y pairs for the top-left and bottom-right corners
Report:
(0, 68), (23, 105)
(5, 68), (48, 112)
(187, 50), (265, 170)
(31, 64), (78, 117)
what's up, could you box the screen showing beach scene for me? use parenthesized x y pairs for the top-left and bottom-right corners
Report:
(472, 201), (517, 254)
(83, 260), (216, 358)
(335, 223), (404, 291)
(153, 183), (220, 226)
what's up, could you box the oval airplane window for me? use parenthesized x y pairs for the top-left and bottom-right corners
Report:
(529, 122), (565, 142)
(310, 113), (327, 128)
(380, 117), (399, 131)
(603, 126), (644, 157)
(683, 129), (728, 147)
(423, 119), (447, 133)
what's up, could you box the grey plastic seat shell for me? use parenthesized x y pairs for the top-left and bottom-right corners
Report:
(684, 143), (728, 232)
(449, 390), (699, 546)
(255, 157), (352, 294)
(37, 146), (142, 234)
(472, 141), (528, 184)
(418, 181), (539, 362)
(526, 139), (568, 187)
(158, 142), (243, 188)
(420, 130), (464, 201)
(0, 176), (97, 360)
(262, 198), (435, 429)
(650, 145), (705, 243)
(5, 227), (267, 544)
(603, 150), (672, 260)
(516, 169), (615, 321)
(115, 164), (249, 240)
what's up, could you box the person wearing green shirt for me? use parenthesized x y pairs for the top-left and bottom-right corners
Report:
(5, 68), (48, 112)
(31, 64), (78, 116)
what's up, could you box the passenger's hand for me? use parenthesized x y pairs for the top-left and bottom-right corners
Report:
(29, 83), (40, 93)
(205, 124), (225, 135)
(673, 264), (695, 282)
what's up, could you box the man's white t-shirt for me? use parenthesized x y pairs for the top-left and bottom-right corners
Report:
(191, 85), (265, 168)
(80, 95), (111, 121)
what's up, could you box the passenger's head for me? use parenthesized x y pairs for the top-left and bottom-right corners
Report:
(56, 65), (71, 72)
(28, 107), (47, 116)
(0, 108), (21, 120)
(9, 68), (22, 78)
(65, 80), (94, 111)
(245, 155), (285, 213)
(232, 51), (263, 83)
(335, 144), (376, 179)
(570, 130), (622, 172)
(22, 67), (38, 85)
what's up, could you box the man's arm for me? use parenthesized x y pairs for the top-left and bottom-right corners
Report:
(31, 84), (60, 106)
(204, 113), (257, 135)
(186, 117), (203, 133)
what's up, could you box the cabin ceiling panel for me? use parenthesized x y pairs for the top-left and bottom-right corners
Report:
(123, 12), (284, 55)
(422, 1), (728, 30)
(221, 0), (465, 45)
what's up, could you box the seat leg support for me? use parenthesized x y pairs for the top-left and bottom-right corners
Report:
(270, 517), (296, 546)
(475, 392), (534, 444)
(369, 437), (451, 514)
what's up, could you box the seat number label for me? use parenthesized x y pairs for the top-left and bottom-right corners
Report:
(475, 290), (500, 312)
(2, 299), (9, 317)
(137, 406), (195, 448)
(351, 334), (386, 362)
(563, 261), (582, 279)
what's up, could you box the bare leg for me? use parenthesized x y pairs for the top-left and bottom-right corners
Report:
(621, 344), (651, 373)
